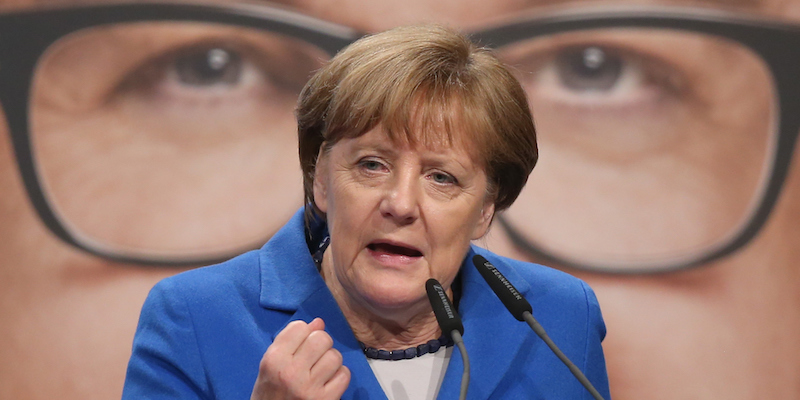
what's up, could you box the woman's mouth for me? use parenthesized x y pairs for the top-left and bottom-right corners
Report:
(367, 241), (423, 262)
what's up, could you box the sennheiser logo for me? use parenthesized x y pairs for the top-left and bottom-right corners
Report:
(434, 283), (455, 319)
(484, 261), (523, 301)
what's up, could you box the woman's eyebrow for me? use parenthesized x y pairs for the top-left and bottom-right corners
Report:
(348, 139), (398, 156)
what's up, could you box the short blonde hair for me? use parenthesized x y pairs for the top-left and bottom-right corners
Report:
(297, 24), (538, 221)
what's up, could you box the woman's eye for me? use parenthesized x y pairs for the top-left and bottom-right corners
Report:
(554, 46), (623, 92)
(172, 47), (243, 87)
(360, 159), (385, 171)
(431, 172), (456, 185)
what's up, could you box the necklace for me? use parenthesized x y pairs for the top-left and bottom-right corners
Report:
(359, 335), (453, 361)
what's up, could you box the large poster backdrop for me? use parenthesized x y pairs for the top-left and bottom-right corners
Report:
(2, 0), (799, 399)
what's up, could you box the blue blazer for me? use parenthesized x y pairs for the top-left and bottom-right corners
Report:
(122, 209), (610, 399)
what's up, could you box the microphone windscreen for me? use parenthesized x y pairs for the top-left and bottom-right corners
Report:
(473, 255), (532, 321)
(426, 279), (464, 337)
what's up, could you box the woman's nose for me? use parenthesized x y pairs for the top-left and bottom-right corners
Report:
(379, 173), (419, 225)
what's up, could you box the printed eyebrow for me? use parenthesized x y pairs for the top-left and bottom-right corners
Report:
(521, 0), (767, 13)
(250, 0), (305, 11)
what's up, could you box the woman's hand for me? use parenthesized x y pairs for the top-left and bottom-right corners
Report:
(251, 318), (351, 400)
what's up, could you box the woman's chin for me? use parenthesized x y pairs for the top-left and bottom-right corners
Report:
(355, 283), (429, 315)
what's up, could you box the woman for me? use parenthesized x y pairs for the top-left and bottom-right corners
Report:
(122, 24), (610, 399)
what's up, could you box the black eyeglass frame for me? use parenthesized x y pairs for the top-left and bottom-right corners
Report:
(1, 2), (798, 271)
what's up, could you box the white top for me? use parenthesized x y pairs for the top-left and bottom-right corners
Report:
(366, 346), (453, 400)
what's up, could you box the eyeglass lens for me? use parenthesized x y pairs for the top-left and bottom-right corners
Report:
(29, 22), (331, 259)
(495, 28), (775, 270)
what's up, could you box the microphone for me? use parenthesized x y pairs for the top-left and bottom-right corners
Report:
(473, 255), (532, 321)
(426, 278), (469, 400)
(472, 255), (605, 400)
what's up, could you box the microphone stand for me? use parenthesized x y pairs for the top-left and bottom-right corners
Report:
(522, 311), (604, 400)
(450, 330), (469, 400)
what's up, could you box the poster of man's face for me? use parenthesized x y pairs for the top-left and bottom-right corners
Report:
(2, 0), (799, 399)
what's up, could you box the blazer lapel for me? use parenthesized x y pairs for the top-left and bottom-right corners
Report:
(257, 210), (386, 399)
(292, 287), (388, 400)
(437, 248), (537, 400)
(257, 209), (323, 312)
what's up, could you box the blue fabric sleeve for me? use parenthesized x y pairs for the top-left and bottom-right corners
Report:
(122, 279), (212, 399)
(580, 280), (612, 400)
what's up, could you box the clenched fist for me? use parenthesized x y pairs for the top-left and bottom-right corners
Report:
(251, 318), (351, 400)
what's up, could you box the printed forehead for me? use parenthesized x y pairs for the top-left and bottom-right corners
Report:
(0, 0), (785, 19)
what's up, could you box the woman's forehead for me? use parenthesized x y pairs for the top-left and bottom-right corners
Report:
(369, 123), (486, 166)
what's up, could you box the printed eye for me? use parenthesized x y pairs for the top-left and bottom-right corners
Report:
(553, 46), (624, 92)
(532, 44), (668, 107)
(116, 39), (317, 104)
(499, 35), (689, 111)
(171, 46), (244, 87)
(30, 23), (330, 120)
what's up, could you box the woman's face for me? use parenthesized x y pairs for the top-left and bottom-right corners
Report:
(314, 126), (494, 317)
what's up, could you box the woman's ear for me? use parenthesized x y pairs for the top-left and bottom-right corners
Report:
(313, 148), (329, 213)
(471, 200), (495, 240)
